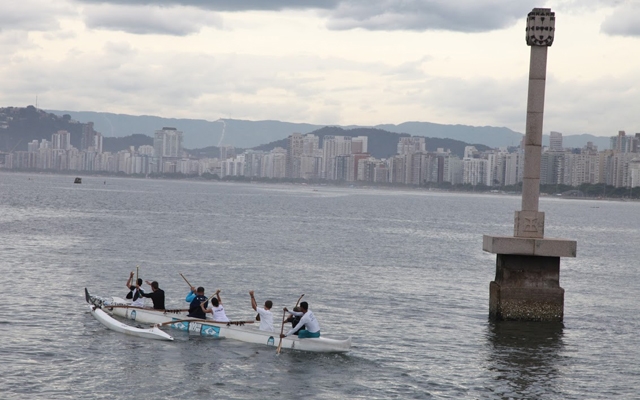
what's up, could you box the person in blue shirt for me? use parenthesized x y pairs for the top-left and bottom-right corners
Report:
(185, 286), (197, 303)
(187, 287), (208, 319)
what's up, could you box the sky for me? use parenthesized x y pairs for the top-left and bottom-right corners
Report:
(1, 0), (639, 137)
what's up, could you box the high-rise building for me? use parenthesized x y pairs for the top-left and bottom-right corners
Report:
(302, 134), (319, 155)
(610, 130), (637, 154)
(220, 145), (235, 160)
(52, 130), (71, 150)
(351, 136), (368, 154)
(27, 140), (39, 153)
(81, 122), (98, 151)
(322, 136), (352, 180)
(287, 133), (304, 178)
(397, 137), (426, 155)
(154, 127), (183, 159)
(549, 131), (563, 151)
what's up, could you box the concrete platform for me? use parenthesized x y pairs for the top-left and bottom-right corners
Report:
(483, 235), (577, 258)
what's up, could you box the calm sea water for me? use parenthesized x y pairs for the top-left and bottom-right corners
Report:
(1, 172), (639, 399)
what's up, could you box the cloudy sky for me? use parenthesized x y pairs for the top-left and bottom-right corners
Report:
(1, 0), (639, 137)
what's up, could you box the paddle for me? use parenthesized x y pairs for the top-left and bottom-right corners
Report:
(179, 273), (193, 288)
(276, 308), (287, 354)
(276, 293), (304, 354)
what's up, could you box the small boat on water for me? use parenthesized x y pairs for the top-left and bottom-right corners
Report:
(85, 289), (352, 352)
(74, 177), (82, 184)
(87, 304), (174, 341)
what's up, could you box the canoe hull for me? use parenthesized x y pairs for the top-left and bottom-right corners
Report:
(96, 294), (351, 352)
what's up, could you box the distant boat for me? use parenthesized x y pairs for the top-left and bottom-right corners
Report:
(74, 177), (82, 184)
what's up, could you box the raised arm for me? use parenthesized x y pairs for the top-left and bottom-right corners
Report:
(126, 271), (134, 288)
(216, 289), (222, 305)
(249, 290), (257, 311)
(185, 286), (196, 302)
(200, 301), (212, 314)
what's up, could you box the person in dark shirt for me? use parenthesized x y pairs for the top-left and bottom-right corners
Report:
(187, 287), (208, 319)
(283, 306), (304, 335)
(139, 280), (165, 310)
(125, 271), (145, 306)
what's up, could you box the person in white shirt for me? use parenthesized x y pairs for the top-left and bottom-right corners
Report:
(125, 271), (145, 307)
(280, 301), (321, 339)
(249, 290), (274, 332)
(200, 289), (230, 322)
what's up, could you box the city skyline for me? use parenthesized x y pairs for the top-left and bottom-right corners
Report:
(5, 128), (640, 191)
(1, 2), (639, 137)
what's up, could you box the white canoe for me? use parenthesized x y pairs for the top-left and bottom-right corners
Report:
(88, 304), (174, 341)
(90, 292), (351, 352)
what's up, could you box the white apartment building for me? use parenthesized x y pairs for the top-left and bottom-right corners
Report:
(322, 136), (352, 180)
(154, 127), (183, 159)
(397, 137), (426, 155)
(463, 158), (489, 186)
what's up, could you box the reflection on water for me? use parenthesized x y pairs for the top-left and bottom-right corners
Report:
(486, 321), (565, 398)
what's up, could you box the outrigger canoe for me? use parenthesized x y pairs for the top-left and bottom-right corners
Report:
(86, 289), (351, 352)
(87, 304), (174, 341)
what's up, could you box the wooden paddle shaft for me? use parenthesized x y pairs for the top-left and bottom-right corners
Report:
(179, 273), (193, 288)
(276, 309), (287, 353)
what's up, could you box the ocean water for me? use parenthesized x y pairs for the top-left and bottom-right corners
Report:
(0, 172), (639, 399)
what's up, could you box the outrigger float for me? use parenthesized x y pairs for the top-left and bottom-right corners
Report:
(87, 303), (174, 341)
(85, 289), (351, 352)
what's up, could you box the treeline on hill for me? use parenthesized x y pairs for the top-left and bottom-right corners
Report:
(102, 134), (153, 153)
(0, 106), (84, 151)
(250, 126), (491, 159)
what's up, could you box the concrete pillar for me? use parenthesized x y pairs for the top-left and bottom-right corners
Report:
(483, 8), (577, 322)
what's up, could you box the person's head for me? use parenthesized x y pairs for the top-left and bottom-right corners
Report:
(196, 286), (205, 295)
(293, 306), (301, 312)
(137, 278), (143, 286)
(264, 300), (273, 310)
(151, 281), (159, 291)
(211, 298), (219, 307)
(300, 301), (308, 312)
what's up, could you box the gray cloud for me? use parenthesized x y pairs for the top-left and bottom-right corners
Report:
(0, 1), (73, 31)
(73, 0), (541, 33)
(83, 5), (223, 35)
(325, 0), (530, 32)
(74, 0), (339, 12)
(601, 3), (640, 37)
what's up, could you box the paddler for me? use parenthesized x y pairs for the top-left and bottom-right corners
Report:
(125, 271), (145, 307)
(249, 290), (274, 332)
(187, 287), (208, 319)
(280, 301), (321, 339)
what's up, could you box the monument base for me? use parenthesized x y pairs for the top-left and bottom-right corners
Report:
(484, 235), (576, 322)
(490, 281), (564, 321)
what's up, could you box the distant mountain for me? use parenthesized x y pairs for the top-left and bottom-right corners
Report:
(46, 110), (324, 149)
(46, 109), (541, 150)
(7, 107), (609, 152)
(371, 122), (524, 149)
